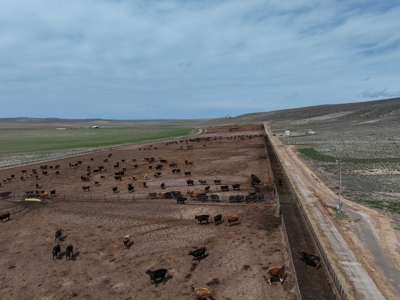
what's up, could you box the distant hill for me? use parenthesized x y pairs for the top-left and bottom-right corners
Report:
(1, 97), (399, 127)
(209, 97), (400, 126)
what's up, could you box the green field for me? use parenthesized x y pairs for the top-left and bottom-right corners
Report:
(0, 121), (197, 154)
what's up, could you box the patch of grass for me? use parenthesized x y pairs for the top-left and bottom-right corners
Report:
(297, 148), (337, 162)
(334, 210), (347, 220)
(279, 194), (296, 204)
(297, 147), (400, 164)
(387, 202), (400, 214)
(0, 126), (193, 154)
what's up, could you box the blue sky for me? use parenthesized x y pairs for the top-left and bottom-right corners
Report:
(1, 0), (399, 119)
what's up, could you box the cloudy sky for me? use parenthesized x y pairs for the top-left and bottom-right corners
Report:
(1, 0), (399, 119)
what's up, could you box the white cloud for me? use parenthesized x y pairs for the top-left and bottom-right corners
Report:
(358, 88), (400, 98)
(0, 0), (399, 119)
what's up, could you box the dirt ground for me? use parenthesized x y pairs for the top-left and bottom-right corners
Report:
(0, 125), (295, 300)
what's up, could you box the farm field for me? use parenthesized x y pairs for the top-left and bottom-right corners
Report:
(0, 119), (196, 154)
(0, 125), (296, 300)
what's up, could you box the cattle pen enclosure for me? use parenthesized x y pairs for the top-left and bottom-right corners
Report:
(0, 124), (297, 300)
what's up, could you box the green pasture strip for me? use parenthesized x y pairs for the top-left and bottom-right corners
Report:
(387, 201), (400, 214)
(279, 194), (296, 204)
(0, 127), (193, 154)
(297, 148), (337, 162)
(297, 147), (400, 164)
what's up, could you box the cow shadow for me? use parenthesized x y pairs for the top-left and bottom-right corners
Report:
(126, 241), (134, 249)
(57, 252), (66, 260)
(154, 274), (173, 287)
(267, 273), (287, 284)
(71, 251), (80, 261)
(59, 235), (67, 242)
(193, 253), (209, 262)
(215, 220), (224, 226)
(164, 274), (173, 284)
(228, 221), (241, 227)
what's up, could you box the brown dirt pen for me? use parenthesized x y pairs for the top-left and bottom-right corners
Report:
(0, 125), (296, 300)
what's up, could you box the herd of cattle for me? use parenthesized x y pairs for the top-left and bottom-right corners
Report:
(0, 132), (273, 204)
(0, 131), (324, 298)
(0, 154), (269, 203)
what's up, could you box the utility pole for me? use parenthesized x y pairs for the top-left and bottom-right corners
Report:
(338, 151), (342, 213)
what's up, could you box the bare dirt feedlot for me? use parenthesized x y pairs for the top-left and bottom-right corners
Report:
(0, 125), (295, 300)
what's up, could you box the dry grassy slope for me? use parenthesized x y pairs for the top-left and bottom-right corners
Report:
(218, 97), (400, 124)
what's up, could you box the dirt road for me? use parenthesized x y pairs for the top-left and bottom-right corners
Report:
(265, 123), (400, 299)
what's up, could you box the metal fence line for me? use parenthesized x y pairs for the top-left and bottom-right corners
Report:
(281, 214), (302, 300)
(0, 134), (192, 170)
(263, 122), (347, 300)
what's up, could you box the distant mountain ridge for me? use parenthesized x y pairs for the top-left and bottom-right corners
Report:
(228, 97), (400, 124)
(1, 97), (399, 125)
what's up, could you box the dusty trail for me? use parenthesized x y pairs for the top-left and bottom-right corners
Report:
(265, 123), (400, 299)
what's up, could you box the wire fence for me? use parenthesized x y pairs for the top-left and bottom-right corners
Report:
(281, 214), (302, 300)
(0, 146), (122, 170)
(3, 192), (276, 204)
(0, 134), (191, 170)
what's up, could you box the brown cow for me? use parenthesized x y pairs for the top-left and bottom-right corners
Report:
(82, 186), (90, 192)
(227, 215), (239, 226)
(264, 266), (285, 284)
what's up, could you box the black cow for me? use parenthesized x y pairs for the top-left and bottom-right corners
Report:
(176, 197), (186, 204)
(210, 194), (220, 202)
(195, 215), (210, 224)
(145, 269), (168, 287)
(232, 184), (240, 190)
(186, 179), (194, 186)
(112, 186), (118, 193)
(220, 185), (229, 191)
(50, 190), (56, 197)
(189, 247), (207, 260)
(197, 194), (208, 202)
(299, 250), (321, 269)
(213, 214), (222, 225)
(65, 245), (73, 261)
(184, 171), (191, 176)
(52, 244), (61, 260)
(55, 229), (62, 241)
(0, 212), (10, 222)
(128, 185), (134, 193)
